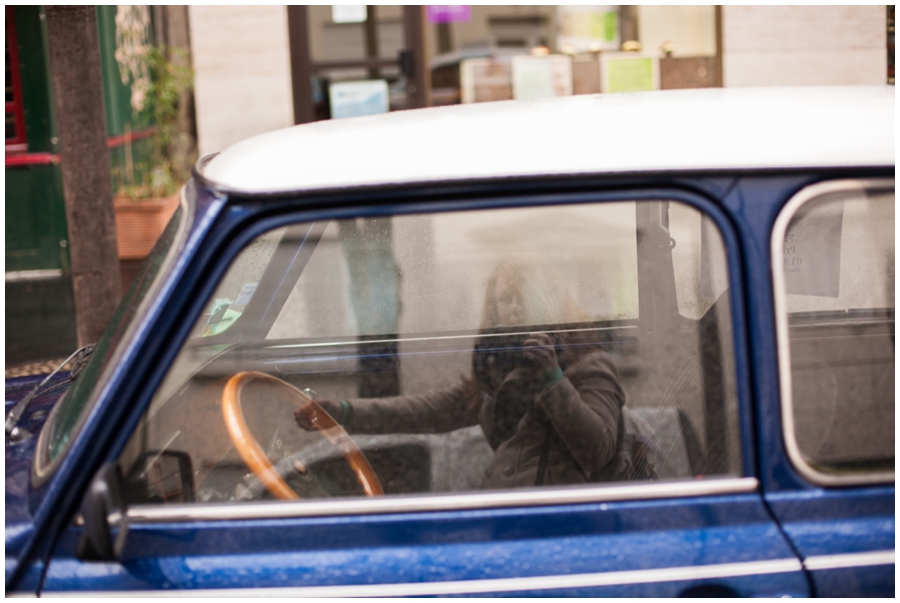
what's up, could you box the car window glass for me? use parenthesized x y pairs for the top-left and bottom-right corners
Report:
(120, 199), (741, 507)
(268, 204), (640, 340)
(670, 204), (728, 320)
(36, 206), (183, 476)
(778, 183), (894, 477)
(196, 227), (286, 337)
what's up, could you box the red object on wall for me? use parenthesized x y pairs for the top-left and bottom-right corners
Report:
(5, 128), (154, 166)
(106, 127), (154, 149)
(5, 152), (59, 167)
(6, 6), (28, 149)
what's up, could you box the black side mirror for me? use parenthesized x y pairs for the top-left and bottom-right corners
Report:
(77, 451), (194, 561)
(77, 463), (127, 561)
(123, 449), (194, 505)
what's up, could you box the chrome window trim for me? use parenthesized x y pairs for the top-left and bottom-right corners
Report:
(125, 477), (757, 523)
(268, 325), (637, 350)
(39, 557), (802, 597)
(770, 178), (895, 487)
(803, 550), (895, 571)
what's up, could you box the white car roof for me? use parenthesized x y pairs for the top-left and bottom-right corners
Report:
(201, 86), (894, 195)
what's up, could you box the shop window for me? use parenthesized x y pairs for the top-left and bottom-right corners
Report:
(5, 7), (27, 150)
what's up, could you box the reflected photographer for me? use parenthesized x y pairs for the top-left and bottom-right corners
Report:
(295, 257), (629, 488)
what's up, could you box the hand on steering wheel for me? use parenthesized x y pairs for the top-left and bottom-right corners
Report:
(222, 371), (383, 500)
(295, 399), (342, 430)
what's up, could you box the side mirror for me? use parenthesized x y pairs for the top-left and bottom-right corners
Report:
(76, 451), (194, 561)
(77, 463), (127, 561)
(123, 449), (194, 505)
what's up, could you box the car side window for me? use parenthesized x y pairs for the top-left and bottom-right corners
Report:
(773, 180), (894, 483)
(119, 198), (741, 506)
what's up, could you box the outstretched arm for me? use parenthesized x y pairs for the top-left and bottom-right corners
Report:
(296, 381), (479, 435)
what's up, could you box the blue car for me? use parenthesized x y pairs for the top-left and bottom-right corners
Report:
(6, 87), (894, 597)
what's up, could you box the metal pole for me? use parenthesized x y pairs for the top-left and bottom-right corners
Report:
(402, 6), (430, 109)
(715, 5), (724, 87)
(287, 6), (314, 124)
(364, 5), (380, 80)
(437, 23), (452, 54)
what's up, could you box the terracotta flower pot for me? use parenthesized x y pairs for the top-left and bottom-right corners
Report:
(113, 193), (179, 260)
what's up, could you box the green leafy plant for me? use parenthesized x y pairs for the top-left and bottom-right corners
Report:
(114, 44), (194, 200)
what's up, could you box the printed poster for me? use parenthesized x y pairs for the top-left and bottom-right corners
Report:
(601, 53), (659, 93)
(329, 80), (390, 119)
(511, 55), (573, 101)
(557, 5), (620, 53)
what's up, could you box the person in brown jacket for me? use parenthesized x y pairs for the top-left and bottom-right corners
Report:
(296, 257), (626, 490)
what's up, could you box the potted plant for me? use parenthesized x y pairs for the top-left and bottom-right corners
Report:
(112, 7), (194, 260)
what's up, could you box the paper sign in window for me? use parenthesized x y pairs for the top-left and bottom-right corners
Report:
(783, 201), (843, 298)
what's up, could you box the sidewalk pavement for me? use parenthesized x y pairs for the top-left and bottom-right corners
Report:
(6, 358), (70, 379)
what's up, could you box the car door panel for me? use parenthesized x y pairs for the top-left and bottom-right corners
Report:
(42, 491), (808, 596)
(768, 489), (894, 597)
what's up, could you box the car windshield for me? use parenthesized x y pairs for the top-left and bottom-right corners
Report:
(35, 204), (185, 478)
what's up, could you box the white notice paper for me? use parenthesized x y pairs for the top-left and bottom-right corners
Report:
(511, 55), (573, 101)
(783, 201), (843, 297)
(234, 283), (258, 308)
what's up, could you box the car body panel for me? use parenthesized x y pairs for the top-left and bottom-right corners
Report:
(41, 493), (808, 597)
(769, 488), (895, 596)
(5, 88), (894, 596)
(5, 375), (72, 557)
(716, 175), (895, 598)
(759, 177), (895, 597)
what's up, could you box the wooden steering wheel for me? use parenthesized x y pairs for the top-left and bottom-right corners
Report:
(221, 371), (383, 500)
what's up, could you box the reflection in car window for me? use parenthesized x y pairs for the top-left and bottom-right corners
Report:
(121, 200), (741, 506)
(196, 227), (286, 337)
(269, 205), (641, 340)
(778, 184), (894, 476)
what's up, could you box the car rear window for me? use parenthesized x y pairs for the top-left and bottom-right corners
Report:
(774, 180), (894, 482)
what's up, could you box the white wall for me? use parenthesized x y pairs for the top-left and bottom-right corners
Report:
(722, 6), (887, 87)
(189, 6), (294, 157)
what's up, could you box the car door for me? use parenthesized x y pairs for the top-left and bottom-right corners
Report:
(40, 183), (810, 597)
(763, 178), (895, 597)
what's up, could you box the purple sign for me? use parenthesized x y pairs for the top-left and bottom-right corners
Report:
(427, 5), (471, 24)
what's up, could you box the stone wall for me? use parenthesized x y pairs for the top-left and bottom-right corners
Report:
(722, 6), (887, 87)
